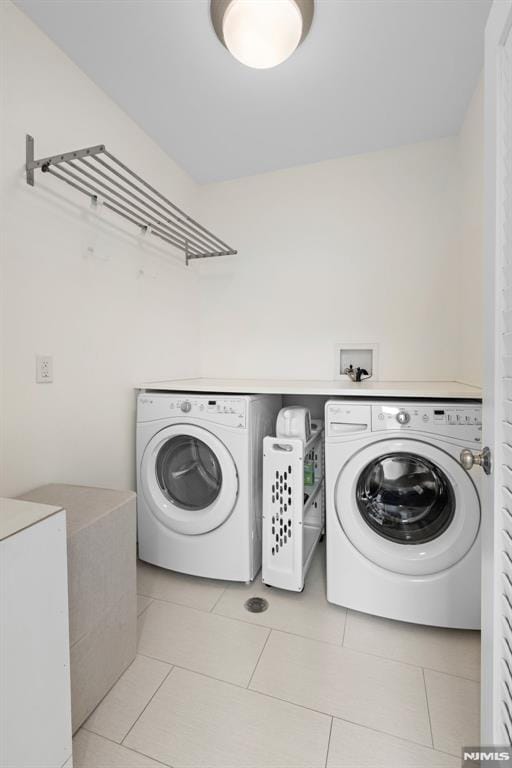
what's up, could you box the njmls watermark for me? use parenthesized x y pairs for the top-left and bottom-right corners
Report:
(463, 747), (512, 765)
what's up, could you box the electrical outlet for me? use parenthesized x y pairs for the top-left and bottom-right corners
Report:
(36, 355), (53, 383)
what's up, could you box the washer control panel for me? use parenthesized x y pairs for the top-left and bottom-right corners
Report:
(138, 394), (247, 428)
(372, 403), (482, 441)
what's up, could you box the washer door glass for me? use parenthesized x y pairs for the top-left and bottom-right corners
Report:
(356, 453), (455, 545)
(156, 435), (222, 511)
(334, 438), (480, 576)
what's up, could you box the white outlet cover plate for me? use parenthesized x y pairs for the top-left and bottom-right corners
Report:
(36, 355), (53, 383)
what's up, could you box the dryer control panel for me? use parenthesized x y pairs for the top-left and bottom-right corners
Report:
(138, 393), (247, 428)
(372, 404), (482, 442)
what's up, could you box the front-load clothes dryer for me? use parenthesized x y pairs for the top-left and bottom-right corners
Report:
(324, 400), (482, 629)
(137, 392), (281, 582)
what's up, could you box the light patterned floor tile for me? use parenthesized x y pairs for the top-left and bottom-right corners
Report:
(327, 718), (460, 768)
(124, 667), (331, 768)
(344, 610), (480, 681)
(84, 654), (171, 742)
(72, 546), (479, 767)
(424, 669), (480, 756)
(137, 599), (269, 686)
(137, 595), (153, 617)
(137, 560), (226, 611)
(214, 575), (346, 644)
(250, 630), (431, 746)
(73, 729), (168, 768)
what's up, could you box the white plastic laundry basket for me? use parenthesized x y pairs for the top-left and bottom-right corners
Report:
(262, 420), (324, 592)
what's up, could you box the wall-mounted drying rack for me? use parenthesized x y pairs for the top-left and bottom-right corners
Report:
(25, 135), (237, 265)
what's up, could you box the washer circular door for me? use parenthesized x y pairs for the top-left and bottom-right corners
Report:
(335, 438), (480, 575)
(141, 424), (238, 535)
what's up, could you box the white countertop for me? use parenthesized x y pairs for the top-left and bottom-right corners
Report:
(0, 498), (63, 541)
(139, 377), (482, 400)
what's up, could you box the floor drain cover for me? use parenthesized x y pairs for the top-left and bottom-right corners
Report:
(244, 597), (269, 613)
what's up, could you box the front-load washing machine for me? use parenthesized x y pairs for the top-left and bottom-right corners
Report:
(137, 392), (281, 581)
(325, 400), (482, 629)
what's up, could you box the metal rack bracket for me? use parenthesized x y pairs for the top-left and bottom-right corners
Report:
(26, 134), (237, 265)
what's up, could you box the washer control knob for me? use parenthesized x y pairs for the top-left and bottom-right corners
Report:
(181, 401), (192, 413)
(396, 411), (410, 425)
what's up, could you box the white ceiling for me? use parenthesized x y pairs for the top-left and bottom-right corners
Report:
(15, 0), (491, 183)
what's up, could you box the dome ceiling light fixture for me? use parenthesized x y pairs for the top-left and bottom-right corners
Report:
(210, 0), (314, 69)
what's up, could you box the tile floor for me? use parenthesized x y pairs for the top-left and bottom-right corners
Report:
(73, 544), (480, 768)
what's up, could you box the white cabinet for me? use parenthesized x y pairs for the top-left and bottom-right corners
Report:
(0, 500), (72, 768)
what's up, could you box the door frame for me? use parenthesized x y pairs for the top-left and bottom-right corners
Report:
(482, 0), (512, 743)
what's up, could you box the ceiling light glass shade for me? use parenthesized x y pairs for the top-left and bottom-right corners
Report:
(211, 0), (314, 69)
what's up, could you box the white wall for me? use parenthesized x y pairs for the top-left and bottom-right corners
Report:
(0, 1), (200, 497)
(0, 1), (485, 498)
(457, 75), (484, 387)
(197, 138), (462, 382)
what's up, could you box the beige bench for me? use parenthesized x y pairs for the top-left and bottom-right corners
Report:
(18, 484), (137, 732)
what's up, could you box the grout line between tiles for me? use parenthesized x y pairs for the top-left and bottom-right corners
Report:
(246, 627), (272, 689)
(211, 607), (344, 645)
(85, 713), (459, 768)
(138, 598), (480, 692)
(172, 662), (337, 726)
(137, 595), (153, 618)
(79, 728), (173, 768)
(434, 745), (471, 759)
(80, 654), (142, 735)
(333, 637), (481, 683)
(340, 609), (348, 646)
(120, 664), (175, 747)
(121, 738), (176, 768)
(135, 564), (477, 757)
(171, 593), (347, 647)
(140, 654), (334, 720)
(139, 593), (272, 627)
(141, 597), (480, 685)
(247, 683), (432, 750)
(145, 586), (342, 637)
(420, 671), (480, 759)
(137, 589), (222, 614)
(324, 717), (334, 768)
(133, 654), (433, 751)
(138, 581), (480, 678)
(417, 665), (481, 684)
(421, 667), (435, 749)
(320, 715), (467, 761)
(209, 661), (438, 752)
(209, 584), (228, 612)
(92, 696), (456, 768)
(82, 655), (172, 742)
(70, 630), (88, 650)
